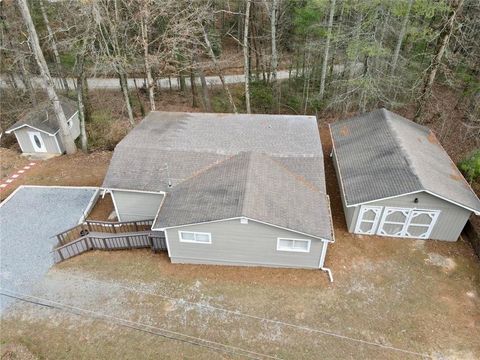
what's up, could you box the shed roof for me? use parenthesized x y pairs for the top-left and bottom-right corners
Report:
(102, 111), (325, 193)
(330, 108), (480, 213)
(153, 152), (333, 240)
(5, 97), (78, 135)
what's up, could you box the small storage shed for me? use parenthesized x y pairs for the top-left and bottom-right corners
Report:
(330, 109), (480, 241)
(5, 98), (80, 155)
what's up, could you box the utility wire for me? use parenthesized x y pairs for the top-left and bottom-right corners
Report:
(65, 274), (432, 359)
(0, 289), (281, 360)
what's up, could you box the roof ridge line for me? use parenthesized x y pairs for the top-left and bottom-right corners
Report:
(269, 156), (325, 195)
(169, 154), (237, 190)
(382, 109), (425, 191)
(241, 152), (255, 216)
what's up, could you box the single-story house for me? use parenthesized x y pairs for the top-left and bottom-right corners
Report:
(5, 97), (80, 155)
(330, 108), (480, 241)
(102, 111), (334, 273)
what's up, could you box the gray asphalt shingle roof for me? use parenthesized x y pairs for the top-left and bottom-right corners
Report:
(5, 97), (77, 135)
(102, 111), (325, 192)
(104, 111), (332, 239)
(153, 152), (333, 240)
(330, 108), (480, 213)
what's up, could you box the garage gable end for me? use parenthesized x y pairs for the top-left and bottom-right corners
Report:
(352, 191), (471, 241)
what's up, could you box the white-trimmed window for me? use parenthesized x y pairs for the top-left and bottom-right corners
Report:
(276, 238), (311, 253)
(179, 231), (212, 244)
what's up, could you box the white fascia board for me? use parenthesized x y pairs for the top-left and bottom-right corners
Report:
(6, 124), (56, 136)
(346, 189), (480, 215)
(153, 216), (334, 242)
(164, 229), (171, 257)
(151, 194), (167, 231)
(109, 190), (122, 222)
(328, 123), (349, 211)
(345, 190), (424, 207)
(105, 187), (166, 195)
(7, 111), (80, 136)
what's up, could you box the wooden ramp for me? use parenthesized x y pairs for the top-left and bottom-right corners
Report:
(51, 220), (166, 263)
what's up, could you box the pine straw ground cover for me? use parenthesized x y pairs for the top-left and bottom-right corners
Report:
(1, 236), (479, 359)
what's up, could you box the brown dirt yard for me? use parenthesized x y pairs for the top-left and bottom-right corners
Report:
(1, 127), (480, 359)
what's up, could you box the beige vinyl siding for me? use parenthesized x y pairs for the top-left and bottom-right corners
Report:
(68, 111), (81, 139)
(111, 190), (163, 221)
(13, 127), (61, 154)
(166, 218), (326, 269)
(349, 191), (471, 241)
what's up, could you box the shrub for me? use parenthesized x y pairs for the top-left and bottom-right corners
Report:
(250, 81), (274, 113)
(458, 150), (480, 183)
(86, 110), (129, 151)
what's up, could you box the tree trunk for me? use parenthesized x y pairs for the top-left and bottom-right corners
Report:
(18, 57), (37, 106)
(414, 0), (464, 122)
(344, 14), (363, 114)
(141, 16), (155, 111)
(38, 0), (69, 92)
(119, 72), (135, 125)
(179, 73), (186, 92)
(190, 62), (198, 108)
(17, 0), (76, 154)
(76, 53), (88, 152)
(195, 57), (212, 112)
(319, 0), (336, 100)
(202, 27), (237, 113)
(270, 0), (278, 83)
(391, 0), (413, 75)
(133, 78), (145, 117)
(243, 0), (252, 113)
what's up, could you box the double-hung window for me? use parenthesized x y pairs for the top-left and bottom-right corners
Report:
(276, 238), (311, 252)
(179, 231), (212, 244)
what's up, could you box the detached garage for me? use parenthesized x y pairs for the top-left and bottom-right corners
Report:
(330, 109), (480, 241)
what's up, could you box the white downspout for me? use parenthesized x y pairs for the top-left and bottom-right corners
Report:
(319, 240), (333, 282)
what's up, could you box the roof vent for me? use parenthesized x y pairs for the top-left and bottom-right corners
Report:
(165, 163), (172, 188)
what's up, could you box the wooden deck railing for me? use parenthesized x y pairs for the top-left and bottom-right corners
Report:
(55, 219), (154, 246)
(51, 231), (166, 263)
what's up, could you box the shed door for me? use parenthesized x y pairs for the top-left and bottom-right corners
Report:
(377, 207), (440, 239)
(28, 131), (47, 152)
(354, 206), (383, 235)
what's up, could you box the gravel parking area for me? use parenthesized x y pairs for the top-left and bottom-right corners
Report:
(0, 186), (97, 313)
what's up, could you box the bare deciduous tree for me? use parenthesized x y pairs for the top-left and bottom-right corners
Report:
(243, 0), (252, 113)
(415, 0), (464, 122)
(319, 0), (336, 100)
(202, 27), (237, 113)
(16, 0), (76, 154)
(38, 0), (69, 91)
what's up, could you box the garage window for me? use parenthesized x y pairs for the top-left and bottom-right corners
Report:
(179, 231), (212, 244)
(277, 238), (311, 253)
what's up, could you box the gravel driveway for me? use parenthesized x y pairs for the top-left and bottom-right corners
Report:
(0, 186), (97, 313)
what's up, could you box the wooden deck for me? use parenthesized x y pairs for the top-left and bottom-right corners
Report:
(52, 219), (167, 263)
